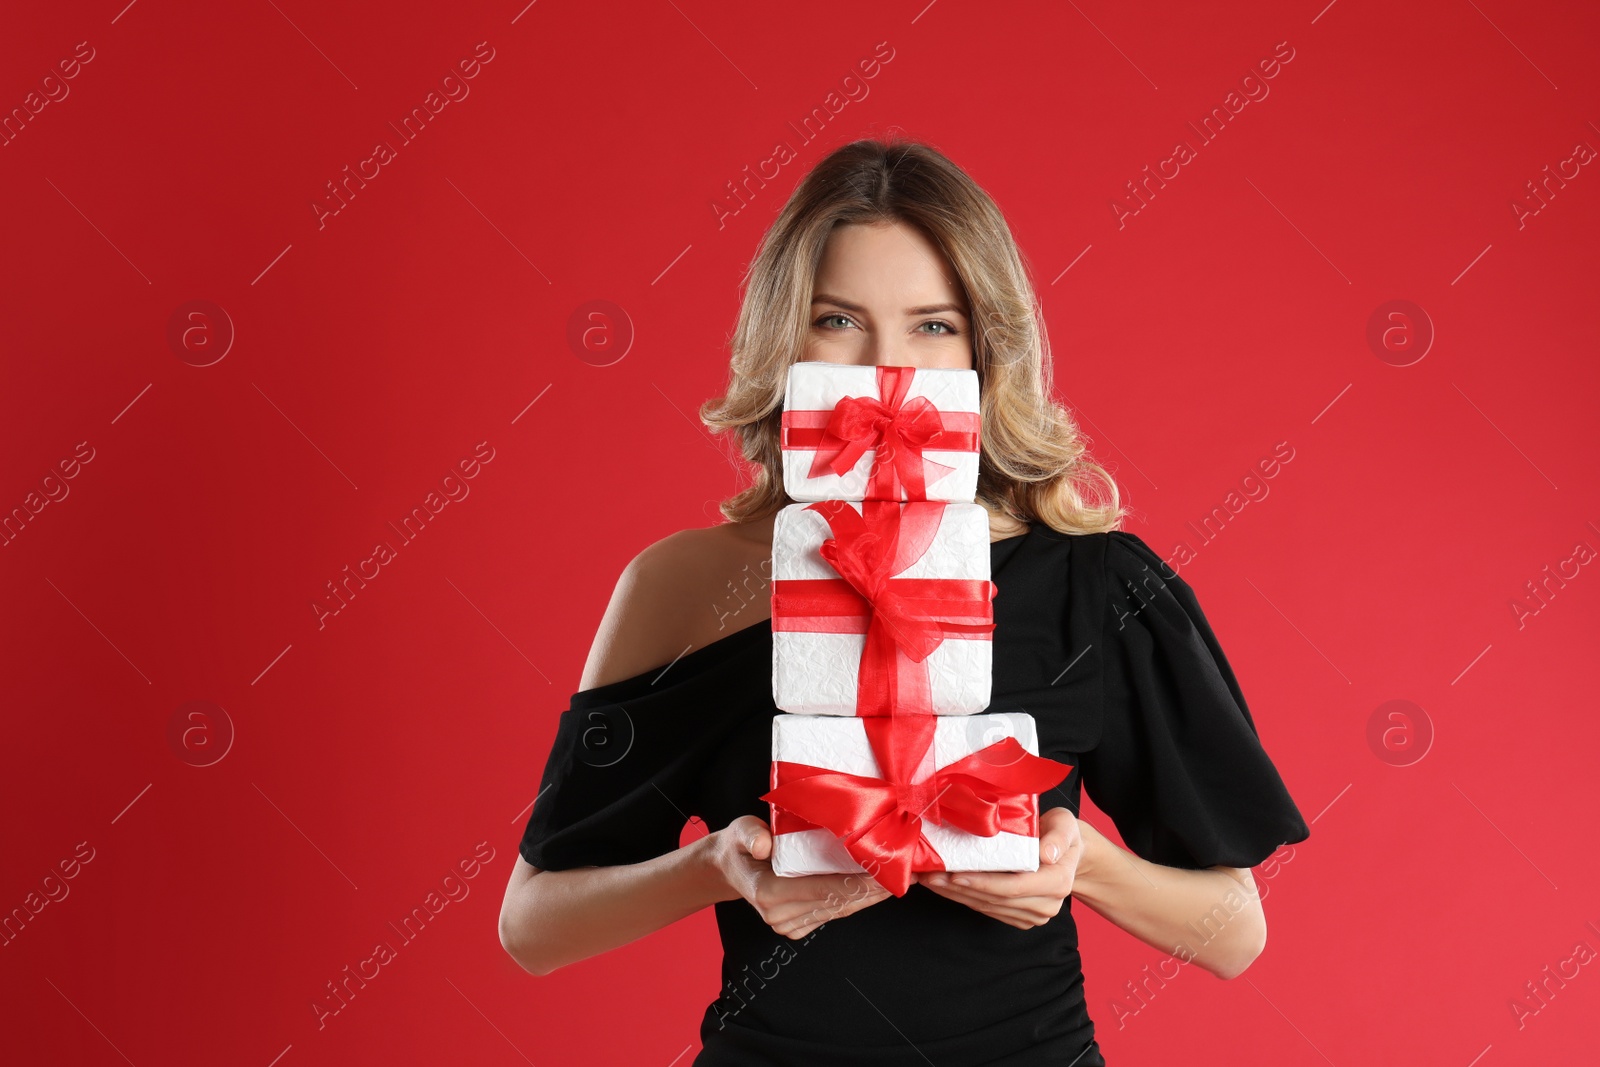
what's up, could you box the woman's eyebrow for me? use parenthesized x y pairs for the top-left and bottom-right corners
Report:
(812, 293), (969, 318)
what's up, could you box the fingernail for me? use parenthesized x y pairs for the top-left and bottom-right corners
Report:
(1047, 844), (1060, 863)
(953, 876), (971, 886)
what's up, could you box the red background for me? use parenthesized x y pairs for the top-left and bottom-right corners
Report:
(4, 1), (1597, 1063)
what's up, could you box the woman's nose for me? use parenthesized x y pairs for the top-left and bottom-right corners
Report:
(867, 339), (915, 367)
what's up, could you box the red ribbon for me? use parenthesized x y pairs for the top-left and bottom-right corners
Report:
(770, 500), (995, 716)
(780, 365), (981, 499)
(762, 715), (1074, 897)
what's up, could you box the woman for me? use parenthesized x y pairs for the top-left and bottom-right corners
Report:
(498, 137), (1311, 1065)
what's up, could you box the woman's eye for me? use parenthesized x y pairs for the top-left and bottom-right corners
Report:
(813, 315), (958, 334)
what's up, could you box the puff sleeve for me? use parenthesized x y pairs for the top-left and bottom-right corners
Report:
(1078, 531), (1310, 871)
(518, 646), (752, 871)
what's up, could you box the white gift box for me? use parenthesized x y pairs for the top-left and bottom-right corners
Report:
(780, 362), (981, 502)
(768, 712), (1044, 877)
(771, 500), (993, 716)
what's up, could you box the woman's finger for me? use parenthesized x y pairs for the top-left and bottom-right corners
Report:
(921, 880), (1052, 913)
(770, 886), (888, 936)
(726, 814), (775, 862)
(758, 874), (891, 932)
(1037, 814), (1075, 866)
(924, 867), (1068, 899)
(921, 888), (1043, 926)
(917, 881), (1063, 923)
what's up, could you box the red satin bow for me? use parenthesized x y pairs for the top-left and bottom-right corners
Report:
(762, 716), (1074, 897)
(770, 500), (995, 716)
(805, 366), (965, 499)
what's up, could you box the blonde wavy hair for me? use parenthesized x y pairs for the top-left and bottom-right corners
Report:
(700, 136), (1125, 536)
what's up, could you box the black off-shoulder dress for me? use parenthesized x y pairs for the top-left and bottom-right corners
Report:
(518, 526), (1311, 1066)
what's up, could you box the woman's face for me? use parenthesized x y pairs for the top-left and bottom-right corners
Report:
(802, 220), (974, 370)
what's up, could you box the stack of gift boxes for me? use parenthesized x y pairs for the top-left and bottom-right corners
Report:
(759, 362), (1074, 898)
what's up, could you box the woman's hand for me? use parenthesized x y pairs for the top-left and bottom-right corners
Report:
(913, 806), (1087, 929)
(710, 815), (893, 939)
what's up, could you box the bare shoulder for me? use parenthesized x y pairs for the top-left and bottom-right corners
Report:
(577, 521), (772, 692)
